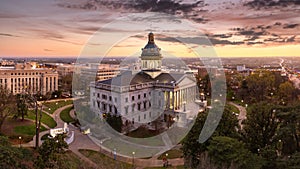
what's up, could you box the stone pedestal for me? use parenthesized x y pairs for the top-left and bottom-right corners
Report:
(177, 110), (190, 128)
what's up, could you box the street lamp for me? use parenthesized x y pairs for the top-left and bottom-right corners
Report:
(183, 101), (186, 112)
(99, 141), (103, 153)
(166, 153), (169, 166)
(18, 136), (22, 148)
(113, 148), (117, 160)
(132, 151), (135, 167)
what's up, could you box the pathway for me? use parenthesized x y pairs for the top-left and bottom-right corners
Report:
(229, 102), (247, 129)
(23, 103), (185, 168)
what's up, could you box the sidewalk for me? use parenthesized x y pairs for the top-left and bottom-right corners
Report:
(25, 103), (185, 168)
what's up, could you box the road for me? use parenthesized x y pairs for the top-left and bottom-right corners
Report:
(229, 102), (247, 129)
(280, 58), (300, 89)
(23, 103), (184, 168)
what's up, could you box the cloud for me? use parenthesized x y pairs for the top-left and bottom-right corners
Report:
(212, 34), (233, 38)
(156, 35), (245, 46)
(283, 23), (299, 29)
(245, 0), (300, 9)
(30, 29), (65, 39)
(44, 49), (53, 52)
(57, 0), (208, 23)
(0, 33), (17, 37)
(286, 36), (296, 42)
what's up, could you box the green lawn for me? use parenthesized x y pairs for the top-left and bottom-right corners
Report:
(60, 106), (75, 123)
(43, 100), (73, 114)
(27, 110), (57, 128)
(79, 149), (133, 169)
(226, 103), (240, 114)
(232, 99), (246, 107)
(14, 124), (46, 136)
(158, 149), (183, 160)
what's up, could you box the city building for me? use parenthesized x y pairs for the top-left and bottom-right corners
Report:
(0, 62), (58, 95)
(90, 33), (198, 125)
(81, 64), (120, 81)
(56, 64), (75, 76)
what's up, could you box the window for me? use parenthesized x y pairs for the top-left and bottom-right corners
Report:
(132, 96), (135, 101)
(109, 105), (112, 112)
(144, 93), (147, 98)
(144, 114), (146, 119)
(114, 97), (117, 102)
(138, 115), (140, 122)
(132, 104), (135, 112)
(125, 97), (128, 102)
(125, 106), (128, 114)
(102, 94), (107, 100)
(138, 94), (141, 99)
(109, 96), (112, 101)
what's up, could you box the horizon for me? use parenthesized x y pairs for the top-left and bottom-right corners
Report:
(1, 0), (300, 58)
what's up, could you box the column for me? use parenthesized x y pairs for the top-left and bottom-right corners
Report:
(178, 90), (181, 109)
(172, 91), (175, 110)
(167, 91), (170, 109)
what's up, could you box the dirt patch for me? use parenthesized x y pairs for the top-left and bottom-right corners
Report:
(1, 117), (35, 144)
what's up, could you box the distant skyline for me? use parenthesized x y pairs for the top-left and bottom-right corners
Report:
(0, 0), (299, 58)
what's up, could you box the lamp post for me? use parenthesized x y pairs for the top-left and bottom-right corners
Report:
(18, 136), (22, 148)
(99, 141), (103, 153)
(166, 153), (169, 166)
(132, 151), (135, 167)
(113, 148), (116, 160)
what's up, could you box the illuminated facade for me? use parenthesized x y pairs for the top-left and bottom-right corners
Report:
(90, 33), (197, 124)
(0, 63), (58, 95)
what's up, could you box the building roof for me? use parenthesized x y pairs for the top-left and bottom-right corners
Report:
(141, 33), (161, 57)
(96, 70), (186, 87)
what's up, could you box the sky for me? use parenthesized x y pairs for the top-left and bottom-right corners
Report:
(0, 0), (299, 58)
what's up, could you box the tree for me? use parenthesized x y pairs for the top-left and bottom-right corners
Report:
(241, 102), (279, 153)
(60, 74), (72, 93)
(16, 94), (28, 121)
(106, 113), (123, 133)
(0, 87), (16, 132)
(246, 71), (275, 102)
(276, 106), (300, 155)
(0, 136), (23, 169)
(182, 105), (240, 168)
(36, 134), (68, 169)
(207, 136), (263, 169)
(278, 81), (296, 103)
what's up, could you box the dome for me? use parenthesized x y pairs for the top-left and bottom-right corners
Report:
(141, 33), (161, 57)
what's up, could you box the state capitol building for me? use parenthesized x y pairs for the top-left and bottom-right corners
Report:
(90, 33), (198, 126)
